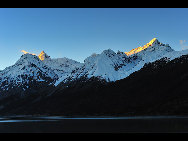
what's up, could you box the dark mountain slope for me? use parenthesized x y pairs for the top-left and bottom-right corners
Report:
(1, 55), (188, 116)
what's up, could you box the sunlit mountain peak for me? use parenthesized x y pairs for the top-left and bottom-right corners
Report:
(38, 51), (50, 61)
(125, 38), (158, 56)
(21, 50), (37, 56)
(21, 50), (50, 61)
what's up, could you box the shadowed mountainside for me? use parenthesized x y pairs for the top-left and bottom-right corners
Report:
(1, 55), (188, 116)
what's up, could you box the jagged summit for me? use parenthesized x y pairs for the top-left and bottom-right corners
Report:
(21, 50), (50, 61)
(124, 38), (168, 56)
(102, 49), (116, 55)
(0, 52), (58, 94)
(38, 51), (50, 61)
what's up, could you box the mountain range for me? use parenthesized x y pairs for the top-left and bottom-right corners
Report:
(1, 38), (188, 116)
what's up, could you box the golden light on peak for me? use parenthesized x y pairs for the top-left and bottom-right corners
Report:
(21, 50), (28, 54)
(21, 50), (49, 61)
(21, 50), (36, 56)
(38, 51), (50, 61)
(38, 51), (46, 61)
(125, 38), (157, 56)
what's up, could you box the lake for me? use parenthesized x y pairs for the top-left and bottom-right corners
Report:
(0, 116), (188, 133)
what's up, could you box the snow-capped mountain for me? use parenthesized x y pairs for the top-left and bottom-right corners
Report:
(0, 53), (58, 94)
(0, 50), (83, 94)
(1, 38), (188, 95)
(55, 38), (177, 85)
(56, 49), (138, 83)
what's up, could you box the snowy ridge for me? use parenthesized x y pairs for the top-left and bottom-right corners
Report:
(55, 39), (177, 85)
(43, 57), (82, 79)
(64, 49), (141, 82)
(1, 38), (188, 93)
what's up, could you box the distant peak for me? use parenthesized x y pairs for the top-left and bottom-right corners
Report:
(125, 38), (158, 56)
(38, 51), (50, 61)
(102, 49), (115, 54)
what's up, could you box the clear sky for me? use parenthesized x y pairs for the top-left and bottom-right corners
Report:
(0, 8), (188, 70)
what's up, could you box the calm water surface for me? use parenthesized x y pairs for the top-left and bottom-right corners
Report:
(0, 116), (188, 133)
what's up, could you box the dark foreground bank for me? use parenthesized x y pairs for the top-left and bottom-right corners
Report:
(0, 116), (188, 133)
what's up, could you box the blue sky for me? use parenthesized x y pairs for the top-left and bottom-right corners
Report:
(0, 8), (188, 70)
